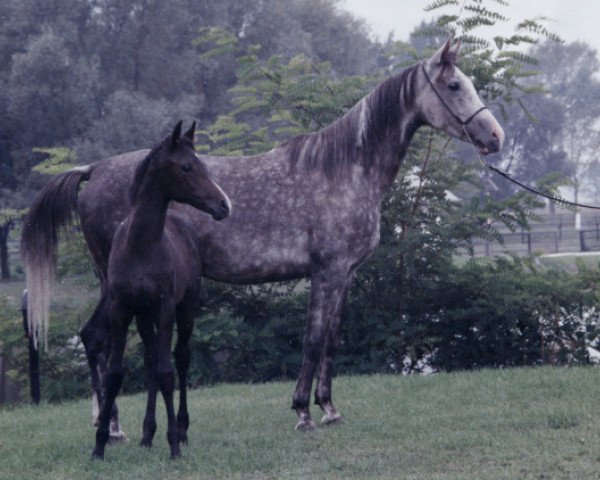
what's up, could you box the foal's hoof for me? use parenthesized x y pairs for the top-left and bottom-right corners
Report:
(139, 438), (153, 448)
(91, 449), (104, 460)
(170, 449), (182, 460)
(294, 419), (317, 432)
(178, 432), (188, 445)
(321, 412), (344, 426)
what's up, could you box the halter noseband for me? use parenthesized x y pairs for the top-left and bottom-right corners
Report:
(420, 62), (488, 127)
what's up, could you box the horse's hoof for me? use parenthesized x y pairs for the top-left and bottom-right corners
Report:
(321, 412), (344, 426)
(170, 449), (182, 460)
(178, 433), (188, 445)
(139, 438), (152, 448)
(108, 431), (128, 444)
(91, 449), (104, 460)
(294, 419), (317, 432)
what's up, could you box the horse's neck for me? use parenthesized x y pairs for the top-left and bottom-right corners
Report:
(371, 118), (420, 197)
(126, 185), (170, 252)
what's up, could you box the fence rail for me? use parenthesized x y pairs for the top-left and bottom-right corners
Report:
(470, 211), (600, 257)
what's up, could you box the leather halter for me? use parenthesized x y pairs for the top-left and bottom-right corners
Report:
(420, 62), (488, 126)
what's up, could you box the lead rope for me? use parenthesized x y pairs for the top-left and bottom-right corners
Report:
(462, 125), (600, 211)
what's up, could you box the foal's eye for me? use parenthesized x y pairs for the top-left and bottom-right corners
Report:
(181, 164), (193, 173)
(448, 82), (460, 92)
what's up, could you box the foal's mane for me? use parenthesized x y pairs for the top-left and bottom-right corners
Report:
(282, 64), (418, 178)
(129, 143), (163, 204)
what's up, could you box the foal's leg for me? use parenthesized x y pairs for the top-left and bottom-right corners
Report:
(174, 297), (195, 445)
(292, 268), (347, 431)
(315, 274), (354, 425)
(136, 314), (159, 448)
(156, 302), (181, 459)
(92, 305), (131, 460)
(81, 294), (126, 442)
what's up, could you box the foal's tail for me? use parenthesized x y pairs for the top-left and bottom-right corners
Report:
(21, 166), (92, 348)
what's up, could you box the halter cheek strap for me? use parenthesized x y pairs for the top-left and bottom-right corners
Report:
(420, 62), (488, 126)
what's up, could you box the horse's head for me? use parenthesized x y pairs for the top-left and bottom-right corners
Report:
(157, 121), (231, 220)
(417, 37), (504, 155)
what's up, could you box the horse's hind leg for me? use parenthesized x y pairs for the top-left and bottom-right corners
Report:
(136, 313), (159, 448)
(315, 274), (354, 425)
(81, 294), (127, 442)
(92, 304), (131, 460)
(174, 297), (195, 445)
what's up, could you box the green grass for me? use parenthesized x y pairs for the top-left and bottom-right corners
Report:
(536, 253), (600, 272)
(2, 367), (600, 479)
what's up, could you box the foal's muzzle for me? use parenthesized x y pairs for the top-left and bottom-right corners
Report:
(211, 199), (230, 221)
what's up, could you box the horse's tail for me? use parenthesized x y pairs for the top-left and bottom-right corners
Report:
(21, 165), (92, 348)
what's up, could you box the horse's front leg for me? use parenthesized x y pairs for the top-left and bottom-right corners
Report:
(136, 314), (159, 448)
(92, 303), (131, 460)
(315, 274), (354, 425)
(156, 301), (180, 459)
(174, 297), (196, 445)
(292, 268), (348, 431)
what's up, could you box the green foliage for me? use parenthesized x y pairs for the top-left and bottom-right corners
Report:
(187, 286), (307, 385)
(0, 292), (90, 402)
(196, 28), (369, 155)
(0, 207), (24, 225)
(31, 147), (77, 175)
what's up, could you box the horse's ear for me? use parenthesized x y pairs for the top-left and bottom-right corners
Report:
(451, 37), (462, 62)
(170, 120), (183, 150)
(184, 121), (196, 142)
(430, 34), (455, 66)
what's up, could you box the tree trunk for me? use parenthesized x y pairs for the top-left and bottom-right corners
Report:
(0, 222), (12, 280)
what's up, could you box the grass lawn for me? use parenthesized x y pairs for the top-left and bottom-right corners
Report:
(536, 252), (600, 272)
(2, 367), (600, 479)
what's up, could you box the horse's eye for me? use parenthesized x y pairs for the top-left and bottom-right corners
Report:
(448, 82), (460, 91)
(181, 164), (193, 173)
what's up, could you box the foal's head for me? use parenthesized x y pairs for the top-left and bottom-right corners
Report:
(417, 36), (505, 155)
(132, 121), (231, 220)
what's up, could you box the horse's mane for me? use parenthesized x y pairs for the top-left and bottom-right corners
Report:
(129, 143), (163, 204)
(282, 64), (418, 178)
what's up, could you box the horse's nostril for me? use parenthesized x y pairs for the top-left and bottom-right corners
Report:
(221, 199), (230, 213)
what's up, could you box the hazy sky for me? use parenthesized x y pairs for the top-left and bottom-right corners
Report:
(342, 0), (600, 53)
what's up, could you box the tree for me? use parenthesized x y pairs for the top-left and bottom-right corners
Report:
(534, 42), (600, 204)
(74, 90), (201, 162)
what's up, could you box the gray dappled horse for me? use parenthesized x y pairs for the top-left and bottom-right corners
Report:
(21, 38), (504, 437)
(91, 121), (230, 459)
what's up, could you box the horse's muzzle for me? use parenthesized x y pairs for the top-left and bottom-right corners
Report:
(211, 199), (230, 221)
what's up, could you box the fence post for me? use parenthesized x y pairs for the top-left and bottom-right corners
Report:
(554, 232), (559, 253)
(558, 216), (562, 241)
(527, 232), (532, 255)
(580, 230), (587, 252)
(0, 355), (5, 404)
(21, 290), (40, 405)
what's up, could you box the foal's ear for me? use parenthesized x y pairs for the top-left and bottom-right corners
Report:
(184, 121), (196, 142)
(170, 120), (183, 150)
